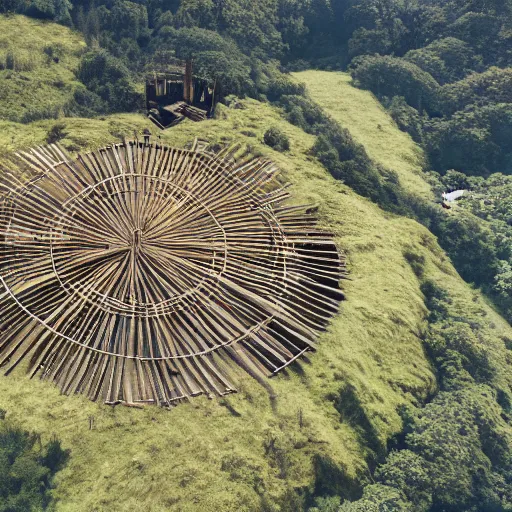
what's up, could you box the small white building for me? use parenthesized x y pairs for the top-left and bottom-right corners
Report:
(442, 189), (465, 202)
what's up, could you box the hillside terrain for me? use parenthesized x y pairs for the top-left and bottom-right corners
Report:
(1, 99), (439, 511)
(293, 70), (432, 203)
(0, 16), (512, 512)
(0, 16), (85, 124)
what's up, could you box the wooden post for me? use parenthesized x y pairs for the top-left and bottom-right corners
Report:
(210, 79), (217, 116)
(184, 59), (194, 103)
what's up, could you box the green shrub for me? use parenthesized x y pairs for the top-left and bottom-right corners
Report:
(426, 322), (496, 387)
(266, 77), (305, 102)
(441, 170), (470, 191)
(0, 48), (36, 72)
(375, 450), (431, 510)
(43, 42), (66, 64)
(263, 127), (290, 152)
(338, 484), (410, 511)
(420, 280), (451, 323)
(20, 105), (61, 124)
(66, 85), (107, 117)
(383, 96), (423, 141)
(46, 121), (68, 144)
(0, 415), (69, 511)
(430, 210), (499, 286)
(350, 55), (441, 114)
(403, 248), (426, 278)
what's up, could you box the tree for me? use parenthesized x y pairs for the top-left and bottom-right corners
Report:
(405, 37), (480, 84)
(54, 0), (73, 26)
(449, 12), (502, 62)
(217, 0), (285, 57)
(423, 104), (512, 175)
(192, 50), (253, 97)
(84, 7), (101, 45)
(0, 0), (25, 13)
(494, 260), (512, 298)
(174, 0), (217, 29)
(25, 0), (55, 19)
(440, 67), (512, 115)
(432, 210), (499, 286)
(78, 50), (143, 112)
(348, 28), (392, 58)
(375, 450), (432, 511)
(0, 417), (69, 511)
(405, 389), (510, 510)
(109, 0), (149, 40)
(350, 55), (440, 114)
(339, 484), (411, 511)
(276, 0), (310, 56)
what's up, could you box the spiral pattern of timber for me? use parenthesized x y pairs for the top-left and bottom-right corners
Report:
(0, 140), (346, 406)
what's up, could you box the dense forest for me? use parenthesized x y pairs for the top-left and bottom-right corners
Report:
(1, 0), (512, 510)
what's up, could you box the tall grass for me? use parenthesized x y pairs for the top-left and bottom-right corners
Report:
(0, 15), (86, 123)
(0, 47), (38, 71)
(1, 34), (512, 511)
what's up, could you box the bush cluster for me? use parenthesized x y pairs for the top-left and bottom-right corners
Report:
(263, 127), (290, 152)
(0, 413), (69, 511)
(312, 280), (512, 511)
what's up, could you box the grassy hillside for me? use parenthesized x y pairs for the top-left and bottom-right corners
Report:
(0, 15), (85, 124)
(293, 70), (433, 203)
(0, 104), (436, 511)
(1, 19), (512, 512)
(3, 104), (512, 511)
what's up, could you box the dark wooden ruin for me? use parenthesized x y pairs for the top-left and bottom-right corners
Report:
(0, 141), (346, 407)
(146, 60), (216, 129)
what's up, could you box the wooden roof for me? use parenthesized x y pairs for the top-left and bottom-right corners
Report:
(0, 140), (346, 407)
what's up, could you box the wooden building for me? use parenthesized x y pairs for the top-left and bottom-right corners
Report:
(146, 60), (216, 128)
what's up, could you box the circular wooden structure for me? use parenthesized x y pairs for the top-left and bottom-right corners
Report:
(0, 141), (345, 406)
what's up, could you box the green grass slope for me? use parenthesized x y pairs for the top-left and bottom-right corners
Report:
(293, 70), (433, 202)
(0, 15), (85, 124)
(0, 106), (438, 511)
(1, 21), (512, 511)
(3, 104), (512, 511)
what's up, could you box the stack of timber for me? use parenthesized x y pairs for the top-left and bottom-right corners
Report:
(162, 101), (186, 116)
(0, 141), (346, 407)
(145, 59), (215, 129)
(180, 103), (207, 122)
(162, 102), (208, 123)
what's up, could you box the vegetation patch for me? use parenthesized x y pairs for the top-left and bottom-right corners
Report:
(0, 412), (68, 511)
(0, 16), (85, 123)
(263, 126), (290, 152)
